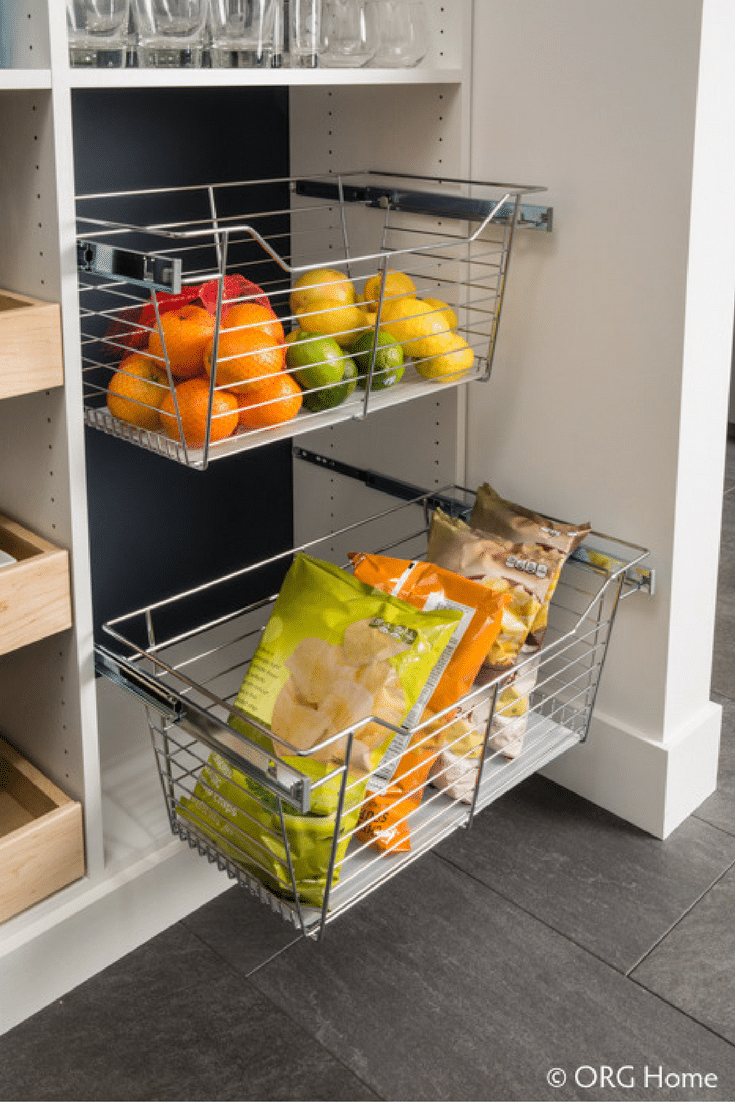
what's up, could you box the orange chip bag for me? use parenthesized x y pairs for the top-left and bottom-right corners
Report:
(355, 708), (468, 852)
(349, 554), (507, 854)
(349, 553), (508, 714)
(355, 722), (438, 853)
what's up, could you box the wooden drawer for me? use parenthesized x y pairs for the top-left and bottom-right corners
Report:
(0, 289), (63, 400)
(0, 515), (72, 656)
(0, 736), (85, 923)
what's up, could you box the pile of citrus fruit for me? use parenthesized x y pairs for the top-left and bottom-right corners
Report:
(106, 275), (303, 449)
(105, 265), (474, 448)
(289, 266), (474, 389)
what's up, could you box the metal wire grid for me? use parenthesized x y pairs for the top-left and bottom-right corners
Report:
(99, 486), (648, 938)
(76, 172), (533, 468)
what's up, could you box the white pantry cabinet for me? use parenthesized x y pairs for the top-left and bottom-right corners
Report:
(0, 0), (734, 1033)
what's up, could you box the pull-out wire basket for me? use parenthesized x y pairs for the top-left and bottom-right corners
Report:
(76, 171), (549, 468)
(96, 465), (650, 938)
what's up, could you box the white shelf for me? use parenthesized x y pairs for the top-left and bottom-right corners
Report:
(0, 69), (51, 90)
(66, 65), (462, 89)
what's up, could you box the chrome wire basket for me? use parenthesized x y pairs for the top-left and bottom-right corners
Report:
(76, 171), (549, 468)
(96, 467), (650, 938)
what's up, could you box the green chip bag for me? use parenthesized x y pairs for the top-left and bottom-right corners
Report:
(181, 553), (464, 907)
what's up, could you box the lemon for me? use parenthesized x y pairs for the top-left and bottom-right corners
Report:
(409, 326), (457, 361)
(285, 331), (345, 391)
(415, 332), (475, 381)
(290, 269), (356, 315)
(363, 271), (417, 313)
(379, 296), (447, 355)
(303, 356), (358, 412)
(420, 297), (459, 330)
(296, 302), (369, 347)
(349, 331), (405, 390)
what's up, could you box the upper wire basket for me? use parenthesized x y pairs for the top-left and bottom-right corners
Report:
(76, 171), (549, 468)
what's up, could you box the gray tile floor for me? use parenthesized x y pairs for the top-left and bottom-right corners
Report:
(3, 440), (735, 1102)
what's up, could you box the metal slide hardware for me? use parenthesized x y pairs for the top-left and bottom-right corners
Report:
(77, 239), (182, 294)
(292, 446), (655, 597)
(293, 177), (554, 232)
(95, 645), (311, 812)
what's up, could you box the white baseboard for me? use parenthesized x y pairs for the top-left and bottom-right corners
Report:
(541, 701), (722, 838)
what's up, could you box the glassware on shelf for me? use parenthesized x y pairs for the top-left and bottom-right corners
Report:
(67, 0), (133, 67)
(319, 0), (377, 68)
(369, 0), (428, 67)
(288, 0), (321, 68)
(209, 0), (279, 68)
(132, 0), (208, 67)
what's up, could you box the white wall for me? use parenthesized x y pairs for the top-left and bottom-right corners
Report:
(465, 0), (735, 835)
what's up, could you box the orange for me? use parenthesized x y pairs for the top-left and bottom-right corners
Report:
(107, 353), (169, 430)
(158, 377), (239, 448)
(223, 302), (285, 347)
(204, 328), (285, 394)
(238, 372), (303, 430)
(147, 304), (216, 379)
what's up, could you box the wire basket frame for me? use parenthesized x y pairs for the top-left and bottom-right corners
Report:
(76, 171), (546, 468)
(97, 482), (649, 938)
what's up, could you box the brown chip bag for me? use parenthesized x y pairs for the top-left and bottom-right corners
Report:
(466, 484), (591, 758)
(426, 508), (563, 671)
(469, 483), (591, 645)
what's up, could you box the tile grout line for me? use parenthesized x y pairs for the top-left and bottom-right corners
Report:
(626, 974), (735, 1052)
(434, 848), (647, 977)
(624, 855), (735, 977)
(181, 920), (388, 1101)
(434, 850), (735, 1055)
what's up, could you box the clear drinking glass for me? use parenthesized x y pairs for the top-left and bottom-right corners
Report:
(209, 0), (278, 67)
(67, 0), (132, 67)
(370, 0), (428, 67)
(288, 0), (320, 67)
(320, 0), (377, 67)
(132, 0), (208, 66)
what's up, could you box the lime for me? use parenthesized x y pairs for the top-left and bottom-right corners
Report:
(349, 330), (405, 390)
(285, 331), (345, 391)
(303, 356), (358, 412)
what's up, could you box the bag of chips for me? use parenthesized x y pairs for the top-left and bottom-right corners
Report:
(467, 484), (591, 757)
(469, 483), (591, 646)
(181, 553), (465, 905)
(347, 552), (508, 851)
(349, 553), (508, 713)
(426, 506), (570, 799)
(426, 508), (564, 671)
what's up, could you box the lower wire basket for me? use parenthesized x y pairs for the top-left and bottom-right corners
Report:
(96, 481), (650, 938)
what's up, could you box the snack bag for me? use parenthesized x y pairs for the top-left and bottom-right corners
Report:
(426, 508), (563, 671)
(354, 721), (437, 854)
(469, 483), (591, 645)
(181, 553), (464, 905)
(179, 751), (365, 908)
(467, 484), (591, 758)
(348, 552), (507, 851)
(349, 553), (508, 713)
(425, 508), (564, 798)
